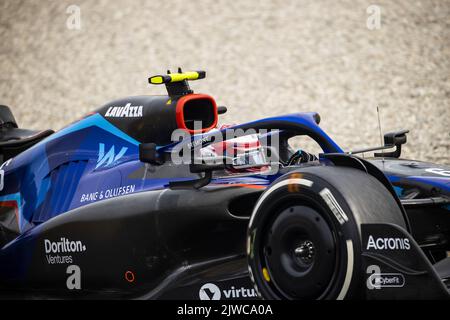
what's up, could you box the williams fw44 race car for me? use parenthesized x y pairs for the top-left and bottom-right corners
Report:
(0, 70), (449, 300)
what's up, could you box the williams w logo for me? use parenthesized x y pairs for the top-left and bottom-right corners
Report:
(95, 143), (128, 169)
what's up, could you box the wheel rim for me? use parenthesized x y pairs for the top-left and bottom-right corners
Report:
(263, 205), (337, 299)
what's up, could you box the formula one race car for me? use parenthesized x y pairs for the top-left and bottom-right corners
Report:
(0, 70), (449, 300)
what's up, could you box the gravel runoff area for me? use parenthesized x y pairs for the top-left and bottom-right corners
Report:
(0, 0), (449, 164)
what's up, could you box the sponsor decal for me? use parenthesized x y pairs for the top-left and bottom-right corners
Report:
(104, 103), (143, 118)
(319, 188), (348, 225)
(199, 283), (221, 300)
(96, 143), (128, 169)
(425, 168), (450, 177)
(66, 265), (81, 290)
(366, 235), (410, 250)
(44, 238), (86, 265)
(199, 283), (257, 300)
(80, 184), (136, 203)
(366, 265), (405, 289)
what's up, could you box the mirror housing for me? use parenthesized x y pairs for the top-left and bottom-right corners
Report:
(374, 129), (409, 158)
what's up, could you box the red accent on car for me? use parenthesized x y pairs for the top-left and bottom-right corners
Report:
(175, 94), (218, 134)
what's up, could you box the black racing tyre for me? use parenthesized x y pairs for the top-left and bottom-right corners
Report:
(247, 166), (407, 300)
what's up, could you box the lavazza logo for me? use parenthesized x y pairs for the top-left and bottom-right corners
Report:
(105, 103), (143, 118)
(44, 238), (86, 265)
(199, 283), (257, 300)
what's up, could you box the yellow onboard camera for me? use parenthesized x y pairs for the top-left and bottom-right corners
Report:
(148, 68), (206, 97)
(149, 70), (206, 85)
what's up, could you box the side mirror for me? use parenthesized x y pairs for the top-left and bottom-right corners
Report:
(375, 129), (409, 158)
(217, 106), (227, 115)
(384, 129), (409, 147)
